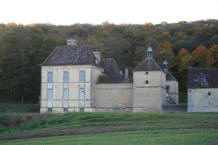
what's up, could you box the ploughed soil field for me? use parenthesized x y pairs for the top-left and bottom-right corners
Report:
(0, 112), (218, 145)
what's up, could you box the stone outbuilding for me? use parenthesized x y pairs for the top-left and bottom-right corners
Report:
(188, 68), (218, 112)
(40, 39), (179, 113)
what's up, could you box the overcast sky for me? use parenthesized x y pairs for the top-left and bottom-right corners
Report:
(0, 0), (218, 25)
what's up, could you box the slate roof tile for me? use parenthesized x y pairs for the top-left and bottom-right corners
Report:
(134, 58), (162, 71)
(97, 58), (124, 83)
(41, 44), (98, 66)
(188, 67), (218, 88)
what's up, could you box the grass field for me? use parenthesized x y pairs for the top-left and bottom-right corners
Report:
(0, 112), (218, 145)
(1, 129), (218, 145)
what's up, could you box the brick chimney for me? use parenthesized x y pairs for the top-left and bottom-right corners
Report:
(124, 68), (130, 83)
(67, 39), (77, 46)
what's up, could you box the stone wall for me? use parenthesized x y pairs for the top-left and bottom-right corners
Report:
(188, 88), (218, 112)
(133, 71), (166, 112)
(94, 83), (133, 112)
(166, 80), (179, 104)
(163, 104), (187, 112)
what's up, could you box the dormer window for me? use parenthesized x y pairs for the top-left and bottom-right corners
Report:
(95, 59), (99, 64)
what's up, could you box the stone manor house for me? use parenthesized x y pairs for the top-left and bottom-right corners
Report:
(40, 39), (178, 113)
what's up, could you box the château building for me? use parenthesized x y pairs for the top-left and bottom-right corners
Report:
(40, 39), (178, 113)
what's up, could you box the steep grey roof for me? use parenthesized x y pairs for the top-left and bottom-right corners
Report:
(41, 44), (98, 66)
(134, 58), (162, 71)
(101, 58), (121, 77)
(97, 58), (124, 83)
(165, 70), (177, 81)
(188, 67), (218, 88)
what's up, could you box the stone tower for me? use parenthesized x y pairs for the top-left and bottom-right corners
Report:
(132, 46), (166, 112)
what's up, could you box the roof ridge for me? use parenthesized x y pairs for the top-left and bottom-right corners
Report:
(40, 46), (59, 66)
(164, 70), (177, 81)
(134, 58), (162, 71)
(189, 67), (218, 70)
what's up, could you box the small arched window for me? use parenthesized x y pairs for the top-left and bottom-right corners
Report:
(145, 80), (149, 84)
(145, 72), (149, 75)
(208, 92), (211, 96)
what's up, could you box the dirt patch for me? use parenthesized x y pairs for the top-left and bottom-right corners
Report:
(0, 125), (137, 140)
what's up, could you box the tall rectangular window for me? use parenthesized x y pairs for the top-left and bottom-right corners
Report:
(48, 72), (53, 83)
(63, 71), (69, 83)
(47, 89), (53, 100)
(63, 88), (68, 99)
(79, 88), (85, 100)
(80, 71), (85, 82)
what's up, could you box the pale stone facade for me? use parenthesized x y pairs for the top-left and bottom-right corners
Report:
(40, 40), (179, 113)
(40, 65), (101, 113)
(133, 71), (166, 112)
(95, 83), (133, 112)
(188, 88), (218, 112)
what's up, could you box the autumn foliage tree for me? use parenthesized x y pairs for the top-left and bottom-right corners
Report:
(209, 45), (218, 67)
(177, 48), (192, 71)
(176, 48), (192, 96)
(191, 45), (212, 68)
(154, 42), (175, 70)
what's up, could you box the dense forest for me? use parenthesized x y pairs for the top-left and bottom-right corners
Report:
(0, 20), (218, 103)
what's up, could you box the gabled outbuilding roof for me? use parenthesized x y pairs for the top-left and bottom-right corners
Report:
(97, 58), (124, 83)
(188, 67), (218, 88)
(164, 70), (177, 81)
(134, 58), (162, 71)
(41, 44), (98, 66)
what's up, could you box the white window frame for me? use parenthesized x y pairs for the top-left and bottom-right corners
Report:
(79, 88), (85, 100)
(47, 72), (53, 83)
(80, 71), (85, 82)
(47, 89), (53, 100)
(63, 88), (68, 99)
(63, 71), (69, 83)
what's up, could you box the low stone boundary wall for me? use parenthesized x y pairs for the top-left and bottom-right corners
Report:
(163, 104), (187, 112)
(95, 107), (132, 112)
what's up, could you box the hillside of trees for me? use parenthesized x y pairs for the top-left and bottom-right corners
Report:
(0, 20), (218, 103)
